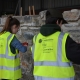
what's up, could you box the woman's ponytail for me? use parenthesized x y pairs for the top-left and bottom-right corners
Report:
(1, 16), (13, 33)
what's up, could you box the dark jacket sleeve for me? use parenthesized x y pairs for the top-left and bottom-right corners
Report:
(66, 36), (80, 64)
(11, 36), (27, 53)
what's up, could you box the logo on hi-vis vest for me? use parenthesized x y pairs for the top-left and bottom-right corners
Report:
(42, 38), (54, 53)
(0, 44), (3, 48)
(39, 39), (42, 43)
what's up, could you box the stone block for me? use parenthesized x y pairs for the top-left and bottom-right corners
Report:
(22, 31), (34, 40)
(24, 15), (40, 26)
(24, 15), (32, 23)
(21, 27), (28, 30)
(32, 15), (40, 26)
(39, 10), (47, 20)
(61, 23), (80, 42)
(1, 17), (7, 25)
(0, 27), (2, 31)
(29, 27), (40, 30)
(64, 23), (79, 27)
(63, 9), (79, 21)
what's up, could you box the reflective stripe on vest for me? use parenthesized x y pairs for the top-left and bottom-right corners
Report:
(0, 33), (20, 71)
(0, 66), (20, 71)
(32, 34), (37, 58)
(34, 76), (74, 80)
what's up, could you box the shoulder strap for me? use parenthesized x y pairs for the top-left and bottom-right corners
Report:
(33, 34), (38, 44)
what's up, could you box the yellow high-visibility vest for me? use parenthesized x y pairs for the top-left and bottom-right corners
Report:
(0, 32), (22, 79)
(31, 31), (75, 80)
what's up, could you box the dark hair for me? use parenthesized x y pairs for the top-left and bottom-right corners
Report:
(46, 11), (63, 24)
(46, 17), (63, 24)
(1, 16), (20, 33)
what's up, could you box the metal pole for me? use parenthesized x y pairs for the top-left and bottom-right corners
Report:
(19, 0), (21, 15)
(22, 0), (25, 15)
(14, 0), (20, 15)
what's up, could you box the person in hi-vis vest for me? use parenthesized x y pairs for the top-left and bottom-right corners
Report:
(0, 16), (27, 80)
(31, 9), (80, 80)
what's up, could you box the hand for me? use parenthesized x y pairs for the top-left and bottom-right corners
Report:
(22, 42), (28, 46)
(24, 45), (28, 47)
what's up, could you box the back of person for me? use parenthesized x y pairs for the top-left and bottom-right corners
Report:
(0, 16), (27, 80)
(0, 31), (22, 79)
(32, 31), (75, 80)
(31, 9), (77, 80)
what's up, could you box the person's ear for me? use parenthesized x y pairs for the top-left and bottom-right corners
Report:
(56, 20), (59, 25)
(56, 20), (63, 27)
(59, 20), (63, 27)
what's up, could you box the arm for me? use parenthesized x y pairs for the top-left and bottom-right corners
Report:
(66, 36), (80, 64)
(11, 36), (27, 53)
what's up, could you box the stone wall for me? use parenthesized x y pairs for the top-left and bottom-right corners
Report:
(63, 9), (80, 80)
(0, 9), (80, 80)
